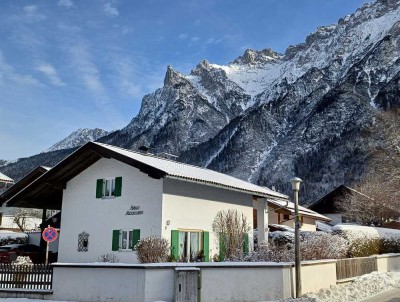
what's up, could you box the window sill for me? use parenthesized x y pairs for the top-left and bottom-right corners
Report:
(101, 196), (116, 199)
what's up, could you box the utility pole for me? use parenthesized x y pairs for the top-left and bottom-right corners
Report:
(291, 177), (303, 298)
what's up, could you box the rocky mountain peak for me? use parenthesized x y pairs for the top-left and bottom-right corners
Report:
(232, 48), (281, 64)
(44, 128), (109, 153)
(164, 65), (185, 86)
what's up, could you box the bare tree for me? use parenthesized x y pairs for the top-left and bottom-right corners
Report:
(212, 209), (250, 260)
(338, 109), (400, 226)
(12, 208), (42, 232)
(338, 180), (399, 226)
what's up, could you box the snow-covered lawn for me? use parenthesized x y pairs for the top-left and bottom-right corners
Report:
(267, 271), (400, 302)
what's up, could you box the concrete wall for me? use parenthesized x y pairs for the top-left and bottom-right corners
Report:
(293, 260), (337, 295)
(376, 253), (400, 272)
(58, 158), (163, 263)
(50, 262), (295, 302)
(52, 265), (146, 302)
(162, 178), (254, 259)
(47, 260), (339, 302)
(200, 264), (292, 301)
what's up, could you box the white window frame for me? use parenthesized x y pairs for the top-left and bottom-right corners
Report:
(102, 178), (116, 198)
(119, 229), (133, 251)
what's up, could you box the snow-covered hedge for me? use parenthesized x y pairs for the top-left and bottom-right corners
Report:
(246, 231), (347, 262)
(0, 231), (28, 246)
(332, 224), (400, 257)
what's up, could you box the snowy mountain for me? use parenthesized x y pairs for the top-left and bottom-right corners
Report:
(2, 0), (400, 203)
(44, 128), (109, 152)
(0, 160), (8, 167)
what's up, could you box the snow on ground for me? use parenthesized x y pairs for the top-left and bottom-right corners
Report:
(266, 271), (400, 302)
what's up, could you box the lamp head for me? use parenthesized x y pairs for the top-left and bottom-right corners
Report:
(290, 177), (303, 191)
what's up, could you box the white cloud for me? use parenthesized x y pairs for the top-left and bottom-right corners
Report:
(0, 50), (40, 87)
(67, 43), (105, 97)
(103, 2), (119, 17)
(178, 33), (188, 40)
(191, 36), (200, 42)
(58, 0), (74, 9)
(22, 5), (47, 22)
(110, 56), (143, 99)
(35, 62), (66, 87)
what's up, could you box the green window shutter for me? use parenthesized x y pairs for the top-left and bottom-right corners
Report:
(114, 177), (122, 197)
(202, 231), (210, 262)
(171, 230), (179, 261)
(96, 179), (103, 198)
(243, 233), (249, 255)
(112, 230), (120, 251)
(219, 234), (226, 261)
(132, 229), (140, 250)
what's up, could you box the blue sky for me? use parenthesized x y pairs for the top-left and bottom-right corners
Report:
(0, 0), (370, 160)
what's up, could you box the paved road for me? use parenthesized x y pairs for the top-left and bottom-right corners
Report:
(360, 287), (400, 302)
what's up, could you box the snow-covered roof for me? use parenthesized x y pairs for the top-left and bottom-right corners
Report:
(94, 142), (288, 200)
(4, 142), (329, 221)
(0, 172), (13, 184)
(268, 198), (330, 222)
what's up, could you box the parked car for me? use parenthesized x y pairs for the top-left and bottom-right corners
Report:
(0, 244), (57, 264)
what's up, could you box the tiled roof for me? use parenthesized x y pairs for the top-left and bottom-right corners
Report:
(95, 142), (288, 200)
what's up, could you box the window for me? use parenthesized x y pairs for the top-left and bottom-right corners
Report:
(77, 231), (89, 252)
(171, 230), (209, 262)
(283, 214), (290, 221)
(112, 229), (140, 251)
(96, 177), (122, 198)
(104, 179), (115, 197)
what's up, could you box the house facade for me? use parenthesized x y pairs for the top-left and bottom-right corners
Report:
(3, 142), (329, 264)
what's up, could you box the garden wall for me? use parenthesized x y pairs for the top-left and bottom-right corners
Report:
(376, 253), (400, 272)
(49, 261), (334, 302)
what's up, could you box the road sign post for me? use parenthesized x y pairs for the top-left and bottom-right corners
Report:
(42, 225), (58, 265)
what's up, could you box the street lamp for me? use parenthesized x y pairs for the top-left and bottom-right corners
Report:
(291, 177), (303, 298)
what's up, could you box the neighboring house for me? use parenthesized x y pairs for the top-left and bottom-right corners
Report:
(308, 185), (371, 225)
(3, 142), (329, 263)
(0, 167), (50, 231)
(0, 172), (14, 192)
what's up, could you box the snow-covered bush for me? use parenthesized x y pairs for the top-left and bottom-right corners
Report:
(98, 253), (119, 263)
(136, 236), (169, 263)
(269, 231), (295, 246)
(301, 232), (348, 260)
(246, 232), (348, 262)
(0, 231), (28, 246)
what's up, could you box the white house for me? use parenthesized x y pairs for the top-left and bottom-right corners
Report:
(4, 142), (329, 263)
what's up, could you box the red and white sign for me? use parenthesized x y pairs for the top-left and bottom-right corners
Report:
(42, 227), (58, 242)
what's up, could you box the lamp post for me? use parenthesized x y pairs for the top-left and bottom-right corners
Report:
(291, 177), (303, 298)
